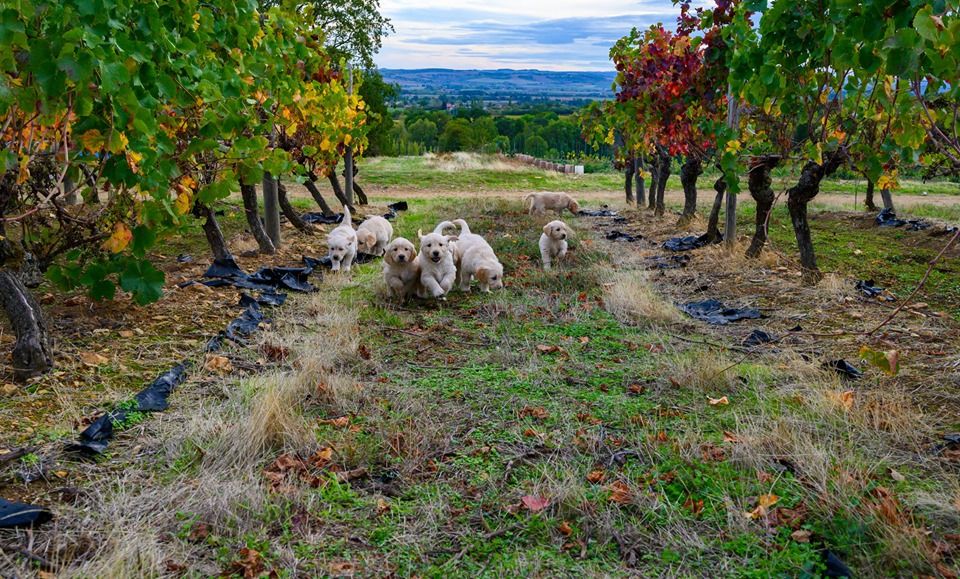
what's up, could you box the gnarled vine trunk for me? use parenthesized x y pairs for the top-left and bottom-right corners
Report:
(305, 175), (335, 216)
(787, 151), (847, 285)
(345, 165), (368, 205)
(624, 163), (635, 205)
(634, 157), (645, 207)
(194, 203), (232, 262)
(239, 183), (276, 254)
(326, 172), (353, 210)
(678, 156), (702, 225)
(864, 178), (877, 211)
(0, 270), (53, 381)
(704, 176), (725, 243)
(277, 182), (315, 235)
(647, 158), (659, 210)
(745, 156), (781, 258)
(655, 150), (671, 217)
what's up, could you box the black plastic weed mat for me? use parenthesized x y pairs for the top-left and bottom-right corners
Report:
(827, 359), (863, 380)
(605, 230), (642, 242)
(664, 234), (718, 252)
(743, 329), (776, 347)
(197, 257), (319, 293)
(681, 299), (762, 325)
(302, 212), (344, 224)
(302, 252), (379, 270)
(66, 363), (191, 455)
(383, 201), (409, 220)
(578, 209), (619, 217)
(0, 498), (52, 529)
(647, 255), (691, 270)
(876, 208), (930, 231)
(855, 280), (895, 301)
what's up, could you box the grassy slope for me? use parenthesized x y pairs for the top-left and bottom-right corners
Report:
(5, 165), (959, 576)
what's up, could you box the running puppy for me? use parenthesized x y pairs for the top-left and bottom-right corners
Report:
(356, 215), (394, 256)
(540, 220), (571, 270)
(382, 237), (420, 300)
(416, 222), (458, 299)
(523, 192), (580, 216)
(326, 206), (357, 272)
(452, 219), (504, 292)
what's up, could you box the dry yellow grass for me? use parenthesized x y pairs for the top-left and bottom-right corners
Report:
(603, 270), (680, 326)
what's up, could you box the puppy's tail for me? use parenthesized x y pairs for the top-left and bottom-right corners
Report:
(342, 204), (352, 227)
(452, 219), (471, 236)
(433, 220), (456, 235)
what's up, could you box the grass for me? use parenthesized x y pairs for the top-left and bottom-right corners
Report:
(357, 153), (960, 197)
(4, 179), (959, 576)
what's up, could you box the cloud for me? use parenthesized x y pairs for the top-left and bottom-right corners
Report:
(376, 1), (684, 70)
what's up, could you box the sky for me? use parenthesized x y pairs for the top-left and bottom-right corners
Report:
(376, 1), (686, 71)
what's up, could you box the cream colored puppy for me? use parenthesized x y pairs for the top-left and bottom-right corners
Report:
(326, 206), (357, 272)
(356, 215), (394, 256)
(523, 192), (580, 216)
(452, 219), (504, 292)
(540, 220), (571, 270)
(416, 225), (458, 299)
(382, 237), (420, 300)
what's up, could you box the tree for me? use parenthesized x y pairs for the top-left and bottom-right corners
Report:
(259, 0), (393, 69)
(0, 0), (367, 379)
(439, 119), (472, 152)
(525, 135), (549, 158)
(408, 119), (439, 150)
(359, 70), (399, 156)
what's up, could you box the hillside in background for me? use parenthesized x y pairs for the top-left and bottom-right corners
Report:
(381, 68), (617, 105)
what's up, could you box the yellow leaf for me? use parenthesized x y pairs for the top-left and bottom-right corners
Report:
(126, 150), (143, 174)
(102, 222), (132, 253)
(192, 13), (200, 31)
(343, 134), (353, 146)
(175, 190), (192, 215)
(724, 139), (741, 154)
(744, 493), (780, 519)
(79, 129), (106, 153)
(108, 131), (129, 154)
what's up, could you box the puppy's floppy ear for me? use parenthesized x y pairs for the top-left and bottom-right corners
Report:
(417, 228), (424, 241)
(543, 223), (552, 235)
(475, 267), (489, 283)
(569, 199), (580, 213)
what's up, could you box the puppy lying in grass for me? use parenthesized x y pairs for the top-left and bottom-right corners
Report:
(523, 192), (580, 216)
(452, 219), (504, 292)
(326, 206), (357, 272)
(356, 215), (394, 256)
(382, 237), (420, 300)
(539, 220), (571, 270)
(416, 222), (458, 299)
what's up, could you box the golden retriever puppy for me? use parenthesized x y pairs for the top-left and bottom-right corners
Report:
(540, 220), (571, 270)
(452, 219), (504, 292)
(382, 237), (420, 299)
(523, 192), (580, 216)
(356, 215), (394, 256)
(326, 206), (357, 272)
(416, 228), (458, 299)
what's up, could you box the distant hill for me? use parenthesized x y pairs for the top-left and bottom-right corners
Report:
(381, 69), (616, 104)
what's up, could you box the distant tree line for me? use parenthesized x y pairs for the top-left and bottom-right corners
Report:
(378, 103), (613, 162)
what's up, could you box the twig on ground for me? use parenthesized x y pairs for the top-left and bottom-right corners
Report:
(867, 229), (960, 336)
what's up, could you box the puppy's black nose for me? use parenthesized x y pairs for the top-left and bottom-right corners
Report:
(397, 255), (406, 262)
(560, 234), (567, 239)
(432, 251), (440, 257)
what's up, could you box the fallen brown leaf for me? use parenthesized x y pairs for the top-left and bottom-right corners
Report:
(791, 530), (812, 543)
(80, 352), (110, 367)
(723, 431), (740, 443)
(586, 469), (606, 484)
(221, 547), (264, 578)
(608, 480), (633, 505)
(707, 396), (729, 406)
(558, 521), (573, 536)
(519, 406), (549, 420)
(319, 416), (350, 428)
(204, 354), (233, 374)
(521, 494), (550, 512)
